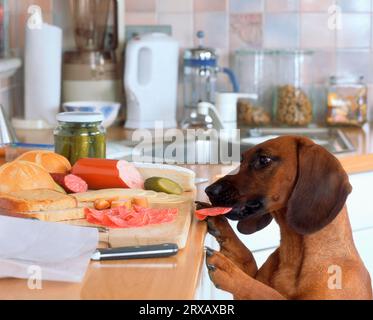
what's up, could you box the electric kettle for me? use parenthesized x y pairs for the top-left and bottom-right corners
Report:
(124, 33), (179, 129)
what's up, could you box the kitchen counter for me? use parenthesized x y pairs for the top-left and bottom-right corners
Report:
(1, 126), (373, 299)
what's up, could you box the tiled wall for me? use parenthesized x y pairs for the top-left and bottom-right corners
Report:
(2, 0), (373, 122)
(125, 0), (373, 84)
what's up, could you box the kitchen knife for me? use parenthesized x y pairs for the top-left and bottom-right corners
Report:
(91, 243), (179, 261)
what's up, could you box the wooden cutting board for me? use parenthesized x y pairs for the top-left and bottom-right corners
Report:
(64, 189), (195, 249)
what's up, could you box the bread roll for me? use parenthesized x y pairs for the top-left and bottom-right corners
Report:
(15, 150), (71, 174)
(0, 161), (61, 193)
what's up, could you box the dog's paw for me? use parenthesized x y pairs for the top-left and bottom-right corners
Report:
(205, 246), (247, 294)
(207, 216), (234, 243)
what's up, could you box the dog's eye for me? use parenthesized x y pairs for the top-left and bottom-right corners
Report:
(254, 155), (272, 169)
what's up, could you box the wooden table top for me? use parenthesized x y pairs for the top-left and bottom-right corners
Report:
(1, 127), (373, 299)
(0, 161), (221, 300)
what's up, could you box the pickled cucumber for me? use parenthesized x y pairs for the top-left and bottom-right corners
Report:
(144, 177), (183, 195)
(55, 122), (106, 165)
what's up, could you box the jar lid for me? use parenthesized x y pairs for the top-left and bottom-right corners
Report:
(330, 75), (364, 84)
(56, 112), (104, 123)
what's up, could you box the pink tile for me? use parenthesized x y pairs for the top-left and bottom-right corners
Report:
(230, 0), (263, 13)
(194, 0), (227, 12)
(8, 0), (18, 13)
(126, 0), (156, 12)
(15, 0), (53, 14)
(158, 13), (194, 48)
(300, 0), (335, 12)
(266, 0), (299, 12)
(336, 51), (372, 82)
(305, 51), (336, 85)
(125, 13), (158, 25)
(230, 14), (262, 50)
(300, 13), (336, 48)
(263, 13), (299, 48)
(337, 13), (371, 48)
(194, 13), (229, 49)
(158, 0), (193, 13)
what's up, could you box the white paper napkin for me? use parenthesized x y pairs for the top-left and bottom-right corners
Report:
(0, 216), (98, 283)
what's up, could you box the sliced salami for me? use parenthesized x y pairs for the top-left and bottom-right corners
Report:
(195, 207), (232, 221)
(51, 173), (88, 194)
(84, 205), (178, 229)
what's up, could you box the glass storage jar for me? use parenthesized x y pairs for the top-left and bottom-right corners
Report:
(326, 76), (367, 126)
(54, 112), (106, 165)
(234, 49), (276, 127)
(274, 50), (314, 127)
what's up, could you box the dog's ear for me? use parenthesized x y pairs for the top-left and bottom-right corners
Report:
(286, 140), (352, 235)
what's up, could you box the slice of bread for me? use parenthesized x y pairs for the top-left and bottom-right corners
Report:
(18, 207), (86, 222)
(0, 189), (77, 213)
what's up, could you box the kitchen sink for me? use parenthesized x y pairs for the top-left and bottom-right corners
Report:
(239, 127), (355, 155)
(109, 127), (355, 164)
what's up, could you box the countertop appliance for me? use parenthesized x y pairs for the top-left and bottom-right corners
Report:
(124, 33), (179, 129)
(62, 0), (121, 102)
(0, 104), (17, 145)
(182, 31), (239, 129)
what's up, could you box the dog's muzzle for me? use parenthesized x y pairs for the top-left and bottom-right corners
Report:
(206, 180), (264, 220)
(205, 180), (239, 207)
(225, 200), (264, 220)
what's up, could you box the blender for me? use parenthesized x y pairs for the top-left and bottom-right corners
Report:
(62, 0), (121, 102)
(181, 31), (239, 129)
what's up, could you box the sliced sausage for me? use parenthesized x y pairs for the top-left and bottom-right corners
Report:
(51, 173), (88, 194)
(195, 207), (232, 221)
(84, 206), (178, 229)
(71, 158), (144, 190)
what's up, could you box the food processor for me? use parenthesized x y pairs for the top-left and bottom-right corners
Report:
(62, 0), (121, 102)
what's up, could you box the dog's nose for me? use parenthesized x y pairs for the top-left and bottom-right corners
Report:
(205, 180), (238, 206)
(206, 183), (224, 198)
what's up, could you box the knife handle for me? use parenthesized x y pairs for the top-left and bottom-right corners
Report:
(92, 243), (179, 261)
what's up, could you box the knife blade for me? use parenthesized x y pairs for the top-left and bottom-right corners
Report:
(91, 243), (179, 261)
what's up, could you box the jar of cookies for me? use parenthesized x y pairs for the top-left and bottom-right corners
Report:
(234, 49), (276, 127)
(274, 50), (314, 126)
(327, 76), (367, 126)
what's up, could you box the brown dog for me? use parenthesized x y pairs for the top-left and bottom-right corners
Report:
(205, 136), (372, 300)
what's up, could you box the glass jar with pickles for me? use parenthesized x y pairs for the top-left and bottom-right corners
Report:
(327, 76), (367, 126)
(54, 112), (106, 165)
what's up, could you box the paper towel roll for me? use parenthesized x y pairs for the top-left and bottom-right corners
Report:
(25, 23), (63, 127)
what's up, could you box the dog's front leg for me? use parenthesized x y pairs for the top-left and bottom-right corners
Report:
(206, 248), (286, 300)
(207, 216), (258, 277)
